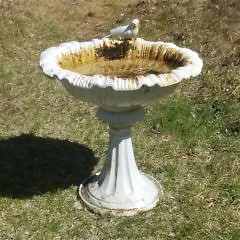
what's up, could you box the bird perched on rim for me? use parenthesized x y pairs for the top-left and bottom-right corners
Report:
(103, 19), (140, 40)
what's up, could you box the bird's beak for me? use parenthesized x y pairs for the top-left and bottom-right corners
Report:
(132, 22), (138, 28)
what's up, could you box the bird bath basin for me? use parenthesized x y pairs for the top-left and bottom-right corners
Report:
(40, 38), (203, 216)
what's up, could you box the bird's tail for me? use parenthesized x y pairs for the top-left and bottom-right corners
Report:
(102, 34), (112, 39)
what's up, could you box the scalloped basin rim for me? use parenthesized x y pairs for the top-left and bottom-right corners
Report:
(40, 38), (203, 91)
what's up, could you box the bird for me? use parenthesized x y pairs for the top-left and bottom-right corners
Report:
(103, 19), (140, 40)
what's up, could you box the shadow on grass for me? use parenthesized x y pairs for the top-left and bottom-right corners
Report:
(0, 134), (98, 199)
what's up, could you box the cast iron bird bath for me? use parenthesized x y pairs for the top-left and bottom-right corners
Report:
(40, 38), (203, 216)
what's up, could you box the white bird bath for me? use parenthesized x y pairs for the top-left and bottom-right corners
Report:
(40, 38), (203, 216)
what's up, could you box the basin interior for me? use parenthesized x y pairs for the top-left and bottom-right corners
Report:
(58, 40), (188, 79)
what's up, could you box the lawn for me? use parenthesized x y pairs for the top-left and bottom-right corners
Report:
(0, 0), (239, 239)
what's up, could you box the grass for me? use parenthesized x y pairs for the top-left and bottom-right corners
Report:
(0, 0), (240, 239)
(151, 94), (240, 147)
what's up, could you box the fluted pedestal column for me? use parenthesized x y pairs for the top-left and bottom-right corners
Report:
(79, 107), (162, 216)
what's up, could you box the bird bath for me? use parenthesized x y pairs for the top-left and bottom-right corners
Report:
(40, 38), (203, 216)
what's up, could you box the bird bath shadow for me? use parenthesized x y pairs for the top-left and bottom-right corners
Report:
(0, 134), (98, 199)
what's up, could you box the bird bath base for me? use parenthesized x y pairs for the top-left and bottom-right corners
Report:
(79, 108), (163, 216)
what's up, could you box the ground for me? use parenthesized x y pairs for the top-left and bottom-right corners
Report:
(0, 0), (239, 239)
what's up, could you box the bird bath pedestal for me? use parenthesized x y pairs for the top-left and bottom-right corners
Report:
(80, 107), (161, 216)
(40, 38), (202, 216)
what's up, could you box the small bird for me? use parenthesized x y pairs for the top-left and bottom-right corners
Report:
(103, 19), (140, 40)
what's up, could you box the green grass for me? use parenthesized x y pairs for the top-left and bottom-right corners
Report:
(151, 94), (240, 147)
(0, 0), (240, 239)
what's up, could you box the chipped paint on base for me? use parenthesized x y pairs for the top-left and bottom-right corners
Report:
(79, 172), (163, 216)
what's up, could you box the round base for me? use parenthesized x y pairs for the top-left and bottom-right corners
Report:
(78, 173), (163, 216)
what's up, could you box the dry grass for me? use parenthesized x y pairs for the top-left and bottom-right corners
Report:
(0, 0), (240, 239)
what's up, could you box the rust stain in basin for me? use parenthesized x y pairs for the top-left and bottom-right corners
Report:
(96, 40), (133, 60)
(163, 48), (187, 68)
(58, 39), (188, 83)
